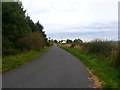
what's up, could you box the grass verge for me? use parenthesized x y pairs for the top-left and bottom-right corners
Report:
(61, 46), (119, 88)
(2, 47), (49, 73)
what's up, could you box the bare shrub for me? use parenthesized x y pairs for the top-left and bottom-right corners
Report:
(84, 40), (113, 57)
(17, 32), (45, 51)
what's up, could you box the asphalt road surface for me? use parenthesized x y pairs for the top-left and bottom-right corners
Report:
(3, 44), (93, 88)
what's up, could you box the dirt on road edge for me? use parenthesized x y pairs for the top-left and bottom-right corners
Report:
(87, 68), (103, 88)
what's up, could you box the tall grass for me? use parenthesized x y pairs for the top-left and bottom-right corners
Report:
(82, 40), (119, 67)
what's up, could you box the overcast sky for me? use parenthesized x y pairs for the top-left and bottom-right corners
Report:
(21, 0), (118, 41)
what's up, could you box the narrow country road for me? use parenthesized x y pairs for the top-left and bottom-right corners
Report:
(3, 44), (93, 88)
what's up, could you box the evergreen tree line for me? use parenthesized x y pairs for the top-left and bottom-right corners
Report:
(2, 2), (48, 57)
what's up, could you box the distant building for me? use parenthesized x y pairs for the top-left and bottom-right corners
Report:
(62, 40), (66, 44)
(59, 40), (66, 44)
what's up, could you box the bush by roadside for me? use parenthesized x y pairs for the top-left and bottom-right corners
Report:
(82, 40), (119, 67)
(16, 32), (46, 51)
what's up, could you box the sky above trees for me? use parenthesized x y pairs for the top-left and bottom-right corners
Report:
(21, 0), (118, 41)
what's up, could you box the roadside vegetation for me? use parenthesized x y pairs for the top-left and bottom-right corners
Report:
(2, 2), (53, 73)
(2, 48), (48, 73)
(59, 39), (119, 88)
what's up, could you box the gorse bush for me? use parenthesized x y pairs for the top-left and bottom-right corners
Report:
(82, 39), (119, 67)
(109, 45), (120, 67)
(70, 43), (75, 48)
(108, 46), (118, 66)
(84, 40), (113, 57)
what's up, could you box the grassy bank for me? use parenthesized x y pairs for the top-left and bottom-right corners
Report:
(61, 46), (119, 88)
(2, 47), (49, 73)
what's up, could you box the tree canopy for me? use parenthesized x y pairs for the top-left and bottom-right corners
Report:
(2, 2), (47, 56)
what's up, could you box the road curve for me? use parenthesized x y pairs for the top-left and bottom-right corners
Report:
(3, 44), (93, 88)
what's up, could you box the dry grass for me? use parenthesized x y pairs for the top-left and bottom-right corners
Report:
(87, 68), (103, 88)
(63, 44), (71, 47)
(74, 46), (82, 49)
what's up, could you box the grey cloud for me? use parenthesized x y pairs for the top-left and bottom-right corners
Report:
(44, 21), (117, 34)
(70, 21), (117, 30)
